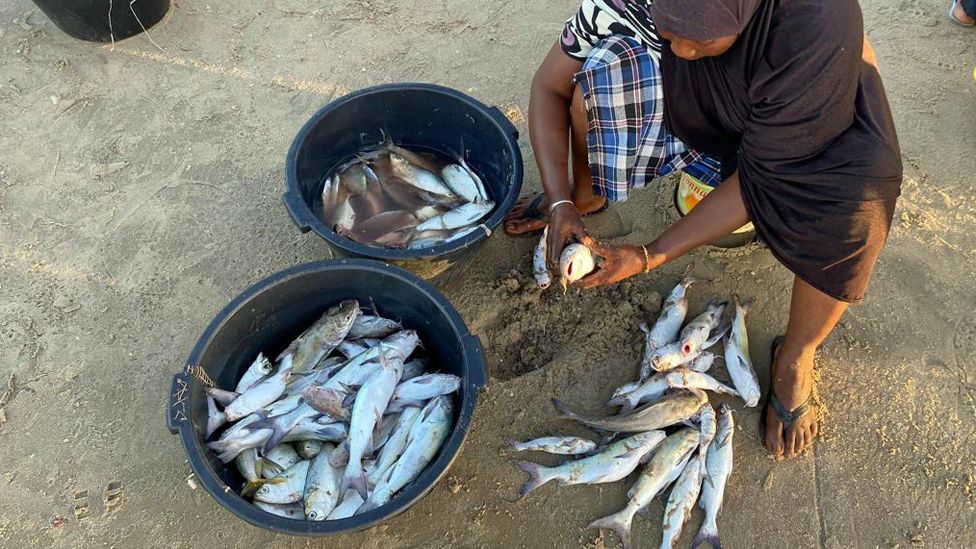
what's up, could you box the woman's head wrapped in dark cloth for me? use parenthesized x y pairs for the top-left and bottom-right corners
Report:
(650, 0), (762, 41)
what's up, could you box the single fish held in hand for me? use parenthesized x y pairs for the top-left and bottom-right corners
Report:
(660, 452), (706, 549)
(360, 396), (454, 512)
(506, 436), (598, 455)
(692, 404), (735, 549)
(559, 243), (595, 290)
(341, 351), (403, 499)
(513, 430), (666, 497)
(415, 201), (494, 231)
(640, 277), (697, 380)
(678, 300), (728, 357)
(279, 300), (360, 375)
(587, 428), (699, 549)
(253, 460), (311, 504)
(724, 298), (760, 407)
(533, 226), (552, 290)
(304, 443), (341, 521)
(236, 353), (273, 393)
(665, 369), (740, 397)
(367, 406), (423, 487)
(553, 389), (706, 433)
(441, 164), (482, 203)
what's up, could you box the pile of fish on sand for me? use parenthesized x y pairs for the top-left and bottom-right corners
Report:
(320, 139), (494, 249)
(510, 277), (762, 549)
(204, 299), (460, 521)
(532, 227), (597, 291)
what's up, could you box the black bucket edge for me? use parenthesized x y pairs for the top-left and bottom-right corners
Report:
(283, 82), (524, 262)
(167, 258), (487, 535)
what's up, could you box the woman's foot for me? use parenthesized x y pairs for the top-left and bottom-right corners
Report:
(764, 344), (819, 460)
(503, 192), (608, 236)
(950, 0), (975, 26)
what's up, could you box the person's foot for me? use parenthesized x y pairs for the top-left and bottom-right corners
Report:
(951, 0), (975, 25)
(764, 344), (819, 460)
(503, 192), (607, 236)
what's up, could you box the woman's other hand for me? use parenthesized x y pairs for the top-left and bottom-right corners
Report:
(574, 236), (658, 289)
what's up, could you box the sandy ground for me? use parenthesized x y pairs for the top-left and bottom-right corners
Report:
(0, 0), (974, 547)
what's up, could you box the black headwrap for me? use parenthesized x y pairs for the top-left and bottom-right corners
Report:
(659, 0), (902, 302)
(651, 0), (762, 41)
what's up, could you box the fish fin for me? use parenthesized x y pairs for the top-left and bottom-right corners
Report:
(705, 319), (732, 349)
(241, 477), (284, 497)
(511, 460), (551, 498)
(205, 387), (240, 407)
(205, 398), (227, 439)
(587, 507), (636, 549)
(690, 524), (722, 549)
(259, 457), (284, 477)
(346, 470), (369, 500)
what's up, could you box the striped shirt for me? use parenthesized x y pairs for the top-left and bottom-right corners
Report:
(560, 0), (663, 62)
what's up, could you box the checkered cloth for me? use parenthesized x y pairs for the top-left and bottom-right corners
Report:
(575, 35), (722, 202)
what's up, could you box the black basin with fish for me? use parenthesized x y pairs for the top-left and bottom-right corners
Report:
(166, 259), (486, 535)
(282, 83), (523, 274)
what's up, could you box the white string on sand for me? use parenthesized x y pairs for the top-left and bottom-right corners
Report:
(108, 0), (115, 47)
(129, 0), (167, 54)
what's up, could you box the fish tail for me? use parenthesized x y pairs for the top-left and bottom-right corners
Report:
(691, 521), (722, 549)
(505, 437), (523, 452)
(512, 460), (551, 497)
(344, 470), (369, 500)
(587, 507), (636, 549)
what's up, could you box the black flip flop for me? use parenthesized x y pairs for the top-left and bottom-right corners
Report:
(759, 336), (814, 452)
(504, 193), (609, 237)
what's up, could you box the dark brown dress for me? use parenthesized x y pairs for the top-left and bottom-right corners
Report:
(659, 0), (902, 302)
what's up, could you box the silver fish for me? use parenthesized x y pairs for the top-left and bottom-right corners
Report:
(533, 226), (552, 290)
(724, 298), (760, 407)
(559, 243), (596, 290)
(360, 396), (453, 512)
(304, 443), (341, 521)
(254, 460), (311, 504)
(204, 387), (239, 407)
(254, 501), (304, 519)
(692, 404), (735, 549)
(386, 373), (461, 413)
(688, 351), (720, 373)
(303, 385), (351, 421)
(243, 402), (325, 454)
(587, 428), (699, 549)
(236, 353), (273, 393)
(371, 411), (401, 452)
(279, 300), (360, 375)
(660, 452), (706, 549)
(652, 326), (728, 372)
(347, 315), (402, 339)
(441, 164), (481, 203)
(341, 350), (403, 499)
(677, 300), (728, 358)
(401, 359), (427, 381)
(640, 278), (697, 380)
(223, 354), (293, 422)
(553, 389), (706, 433)
(339, 163), (369, 196)
(334, 197), (355, 233)
(506, 436), (598, 455)
(206, 396), (226, 439)
(321, 174), (341, 223)
(336, 340), (370, 360)
(235, 448), (262, 483)
(513, 430), (666, 497)
(459, 157), (489, 202)
(390, 152), (456, 197)
(261, 443), (301, 478)
(606, 372), (670, 413)
(327, 490), (365, 520)
(443, 223), (489, 243)
(366, 406), (423, 487)
(415, 201), (494, 232)
(665, 369), (740, 397)
(608, 380), (642, 403)
(207, 420), (346, 463)
(698, 404), (717, 454)
(295, 440), (325, 460)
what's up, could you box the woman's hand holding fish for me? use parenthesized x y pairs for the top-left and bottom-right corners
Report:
(574, 236), (658, 289)
(546, 203), (587, 268)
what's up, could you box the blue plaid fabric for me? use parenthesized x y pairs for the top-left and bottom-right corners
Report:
(575, 36), (722, 202)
